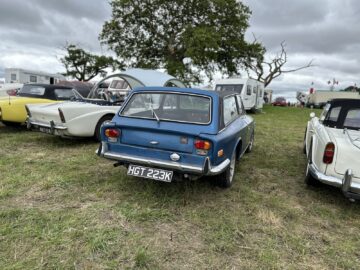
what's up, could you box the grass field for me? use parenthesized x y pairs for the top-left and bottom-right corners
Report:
(1, 105), (360, 269)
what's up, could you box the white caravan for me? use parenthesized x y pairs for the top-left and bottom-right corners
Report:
(215, 78), (264, 111)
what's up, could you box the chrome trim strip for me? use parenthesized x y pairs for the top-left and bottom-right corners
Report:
(101, 149), (230, 175)
(28, 120), (67, 130)
(309, 164), (360, 194)
(119, 91), (213, 125)
(103, 151), (204, 173)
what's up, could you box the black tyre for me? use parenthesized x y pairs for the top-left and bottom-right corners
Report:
(1, 121), (22, 127)
(94, 115), (114, 142)
(304, 142), (318, 186)
(216, 151), (236, 188)
(246, 132), (254, 153)
(303, 128), (307, 154)
(304, 163), (319, 186)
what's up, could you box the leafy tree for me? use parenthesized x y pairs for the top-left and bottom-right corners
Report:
(342, 85), (360, 93)
(100, 0), (264, 85)
(60, 44), (122, 81)
(245, 41), (313, 87)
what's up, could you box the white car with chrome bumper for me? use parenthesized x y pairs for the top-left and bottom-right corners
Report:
(304, 98), (360, 200)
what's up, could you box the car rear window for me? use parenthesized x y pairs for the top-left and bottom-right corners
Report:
(18, 85), (45, 96)
(215, 84), (243, 93)
(121, 92), (211, 124)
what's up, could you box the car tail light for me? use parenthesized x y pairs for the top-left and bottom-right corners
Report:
(6, 89), (17, 96)
(105, 128), (121, 138)
(25, 105), (31, 117)
(58, 108), (66, 123)
(194, 139), (211, 150)
(323, 142), (335, 164)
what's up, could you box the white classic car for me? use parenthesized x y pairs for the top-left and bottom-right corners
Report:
(26, 69), (185, 141)
(304, 98), (360, 200)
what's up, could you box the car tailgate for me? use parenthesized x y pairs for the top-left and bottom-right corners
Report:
(121, 127), (196, 153)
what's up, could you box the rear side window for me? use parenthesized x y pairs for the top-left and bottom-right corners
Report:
(18, 85), (45, 96)
(326, 106), (341, 122)
(54, 89), (76, 100)
(215, 84), (243, 93)
(223, 96), (239, 125)
(344, 109), (360, 130)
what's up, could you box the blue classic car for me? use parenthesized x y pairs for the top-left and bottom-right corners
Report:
(97, 87), (255, 187)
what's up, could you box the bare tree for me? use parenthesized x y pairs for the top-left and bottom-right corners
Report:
(245, 41), (314, 87)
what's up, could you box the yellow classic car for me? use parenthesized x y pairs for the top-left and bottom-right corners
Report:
(0, 84), (84, 126)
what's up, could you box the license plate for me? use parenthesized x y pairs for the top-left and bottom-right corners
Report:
(127, 164), (173, 182)
(39, 127), (52, 134)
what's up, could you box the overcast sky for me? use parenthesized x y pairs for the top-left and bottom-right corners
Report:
(1, 0), (360, 92)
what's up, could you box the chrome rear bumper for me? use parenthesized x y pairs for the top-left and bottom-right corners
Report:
(98, 142), (230, 176)
(27, 118), (67, 134)
(309, 164), (360, 200)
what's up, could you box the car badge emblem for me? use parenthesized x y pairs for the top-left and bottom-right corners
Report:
(170, 153), (180, 161)
(150, 141), (159, 145)
(180, 137), (188, 144)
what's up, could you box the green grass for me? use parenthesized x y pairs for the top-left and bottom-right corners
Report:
(1, 105), (360, 269)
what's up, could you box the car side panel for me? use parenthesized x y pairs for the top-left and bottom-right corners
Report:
(202, 115), (251, 166)
(306, 117), (332, 174)
(64, 108), (119, 137)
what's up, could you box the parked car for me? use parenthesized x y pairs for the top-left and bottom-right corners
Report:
(97, 87), (255, 187)
(0, 84), (84, 126)
(26, 69), (185, 141)
(272, 97), (287, 106)
(0, 83), (23, 97)
(303, 98), (360, 200)
(215, 77), (264, 112)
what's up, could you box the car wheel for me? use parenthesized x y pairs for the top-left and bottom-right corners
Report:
(303, 128), (307, 154)
(216, 151), (236, 188)
(246, 132), (254, 153)
(95, 115), (114, 142)
(304, 163), (318, 186)
(1, 121), (22, 127)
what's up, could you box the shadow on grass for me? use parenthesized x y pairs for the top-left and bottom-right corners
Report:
(304, 180), (360, 207)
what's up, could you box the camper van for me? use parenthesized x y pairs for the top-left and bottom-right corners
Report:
(306, 91), (360, 108)
(214, 78), (264, 111)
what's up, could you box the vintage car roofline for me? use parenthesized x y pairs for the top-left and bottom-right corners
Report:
(328, 98), (360, 107)
(131, 87), (236, 99)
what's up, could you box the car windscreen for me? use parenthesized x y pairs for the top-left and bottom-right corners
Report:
(344, 108), (360, 130)
(18, 85), (45, 97)
(121, 92), (211, 124)
(215, 84), (243, 93)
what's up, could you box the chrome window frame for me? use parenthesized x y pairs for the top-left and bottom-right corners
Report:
(119, 91), (213, 125)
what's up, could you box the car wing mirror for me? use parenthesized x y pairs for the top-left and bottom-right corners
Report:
(310, 112), (316, 118)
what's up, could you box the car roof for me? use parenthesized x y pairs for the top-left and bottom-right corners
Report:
(329, 98), (360, 105)
(24, 83), (73, 90)
(132, 87), (238, 99)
